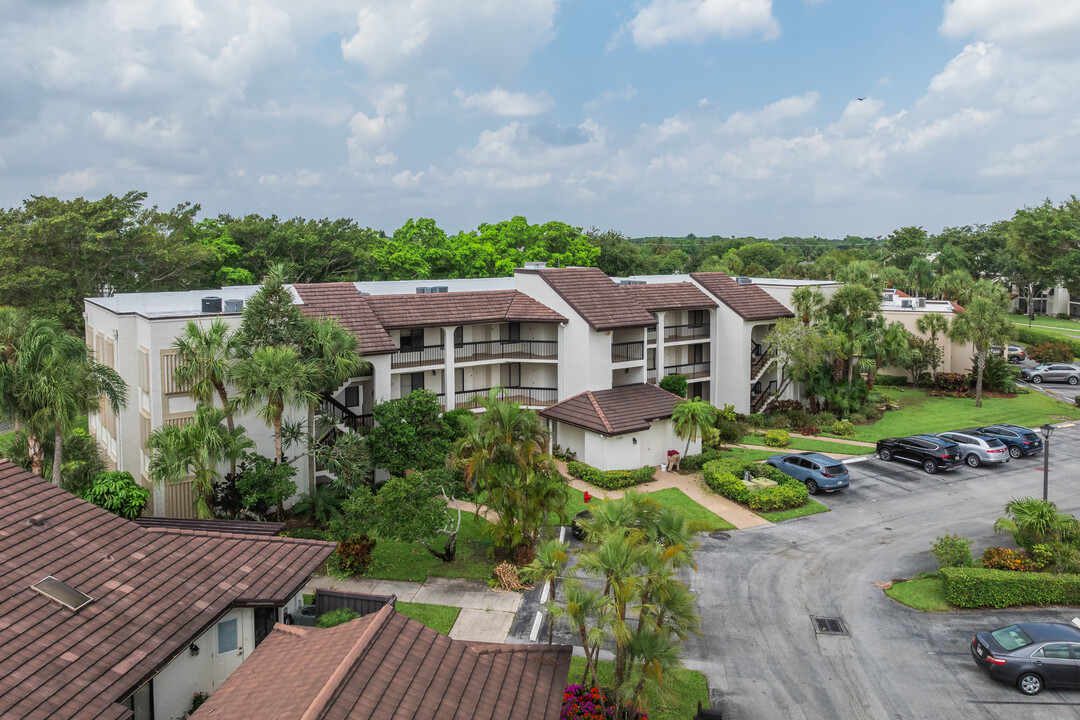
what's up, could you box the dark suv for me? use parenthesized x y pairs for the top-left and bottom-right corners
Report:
(964, 424), (1043, 459)
(876, 435), (963, 474)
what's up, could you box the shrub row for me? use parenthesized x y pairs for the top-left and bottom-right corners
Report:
(1028, 340), (1076, 364)
(565, 461), (656, 490)
(874, 374), (909, 387)
(702, 457), (808, 512)
(1017, 328), (1080, 359)
(680, 448), (722, 471)
(941, 566), (1080, 608)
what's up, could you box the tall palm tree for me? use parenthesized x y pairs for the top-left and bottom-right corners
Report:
(994, 497), (1079, 550)
(231, 346), (319, 464)
(670, 397), (716, 457)
(948, 282), (1012, 407)
(562, 580), (608, 687)
(915, 313), (950, 379)
(172, 318), (237, 428)
(301, 317), (369, 393)
(791, 286), (826, 327)
(146, 404), (253, 518)
(523, 538), (570, 643)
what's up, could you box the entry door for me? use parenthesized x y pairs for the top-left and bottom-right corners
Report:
(212, 616), (246, 687)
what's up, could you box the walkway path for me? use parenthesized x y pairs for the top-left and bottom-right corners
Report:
(785, 432), (877, 448)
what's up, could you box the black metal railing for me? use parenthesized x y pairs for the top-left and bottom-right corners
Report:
(647, 367), (657, 384)
(646, 326), (657, 344)
(666, 361), (710, 379)
(750, 339), (775, 376)
(751, 380), (778, 414)
(391, 344), (445, 369)
(665, 323), (710, 342)
(320, 394), (359, 430)
(454, 339), (558, 363)
(611, 341), (645, 362)
(454, 386), (558, 409)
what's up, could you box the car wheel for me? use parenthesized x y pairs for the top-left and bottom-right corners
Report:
(879, 448), (893, 461)
(1032, 375), (1043, 384)
(1017, 672), (1043, 696)
(1009, 357), (1020, 364)
(965, 453), (981, 468)
(922, 459), (938, 474)
(1069, 376), (1078, 385)
(1009, 445), (1022, 459)
(805, 479), (819, 495)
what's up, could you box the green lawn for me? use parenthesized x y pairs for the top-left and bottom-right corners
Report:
(567, 656), (710, 720)
(1009, 313), (1080, 334)
(740, 433), (874, 455)
(714, 447), (775, 464)
(820, 388), (1080, 443)
(884, 574), (950, 611)
(366, 514), (496, 583)
(757, 498), (830, 523)
(395, 601), (460, 634)
(559, 488), (735, 531)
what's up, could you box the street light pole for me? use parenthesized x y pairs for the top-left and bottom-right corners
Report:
(1041, 423), (1055, 501)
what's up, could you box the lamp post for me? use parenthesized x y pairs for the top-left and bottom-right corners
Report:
(1041, 423), (1055, 501)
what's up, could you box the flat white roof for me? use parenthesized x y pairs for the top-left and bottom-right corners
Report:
(86, 286), (262, 318)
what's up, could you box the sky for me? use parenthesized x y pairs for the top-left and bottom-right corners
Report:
(2, 0), (1080, 239)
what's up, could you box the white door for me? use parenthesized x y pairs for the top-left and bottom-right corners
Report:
(212, 616), (246, 687)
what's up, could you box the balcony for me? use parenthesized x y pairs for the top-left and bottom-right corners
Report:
(391, 344), (445, 369)
(646, 326), (657, 345)
(611, 341), (645, 363)
(455, 386), (558, 409)
(647, 367), (657, 384)
(666, 361), (710, 380)
(455, 339), (558, 363)
(664, 324), (710, 342)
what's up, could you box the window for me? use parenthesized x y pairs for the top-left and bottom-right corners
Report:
(501, 322), (521, 343)
(399, 329), (424, 350)
(990, 625), (1032, 651)
(1033, 643), (1071, 659)
(453, 326), (463, 347)
(402, 372), (425, 394)
(689, 310), (706, 327)
(217, 618), (238, 654)
(344, 386), (360, 408)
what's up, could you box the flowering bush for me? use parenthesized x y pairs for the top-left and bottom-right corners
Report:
(982, 546), (1040, 572)
(560, 685), (647, 720)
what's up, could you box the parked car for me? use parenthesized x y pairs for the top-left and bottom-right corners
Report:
(1020, 363), (1080, 385)
(971, 621), (1080, 695)
(765, 452), (849, 495)
(931, 431), (1010, 468)
(965, 424), (1043, 459)
(875, 435), (963, 474)
(991, 344), (1027, 363)
(571, 510), (592, 540)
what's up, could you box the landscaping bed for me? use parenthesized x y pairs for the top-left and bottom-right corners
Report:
(565, 461), (656, 490)
(561, 488), (735, 531)
(566, 657), (709, 720)
(702, 457), (810, 512)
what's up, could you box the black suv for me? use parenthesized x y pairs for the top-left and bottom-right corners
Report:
(964, 424), (1043, 459)
(876, 435), (963, 474)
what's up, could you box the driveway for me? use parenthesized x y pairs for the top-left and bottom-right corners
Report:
(682, 424), (1080, 719)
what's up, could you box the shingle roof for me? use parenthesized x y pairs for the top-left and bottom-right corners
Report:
(539, 383), (685, 436)
(293, 283), (397, 355)
(690, 272), (795, 321)
(0, 461), (336, 720)
(190, 606), (572, 720)
(618, 282), (717, 312)
(530, 268), (657, 330)
(364, 290), (566, 329)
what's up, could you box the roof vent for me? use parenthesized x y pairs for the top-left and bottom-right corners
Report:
(28, 515), (47, 527)
(201, 296), (223, 314)
(431, 286), (448, 293)
(618, 280), (646, 286)
(32, 576), (93, 612)
(524, 261), (547, 269)
(735, 276), (752, 285)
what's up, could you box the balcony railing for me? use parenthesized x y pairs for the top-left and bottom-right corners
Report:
(666, 361), (711, 380)
(664, 323), (710, 342)
(646, 327), (657, 345)
(647, 367), (657, 384)
(391, 344), (445, 369)
(611, 341), (645, 363)
(751, 379), (778, 414)
(455, 386), (558, 409)
(318, 394), (374, 433)
(455, 339), (558, 363)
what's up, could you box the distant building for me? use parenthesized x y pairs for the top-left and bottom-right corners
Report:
(879, 289), (972, 376)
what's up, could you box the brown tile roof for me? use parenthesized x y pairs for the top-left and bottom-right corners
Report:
(540, 383), (685, 436)
(293, 283), (397, 355)
(191, 606), (572, 720)
(0, 461), (336, 720)
(530, 268), (657, 330)
(364, 290), (566, 329)
(690, 272), (795, 321)
(618, 282), (717, 312)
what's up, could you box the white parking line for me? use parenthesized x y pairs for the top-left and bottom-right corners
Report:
(842, 457), (869, 464)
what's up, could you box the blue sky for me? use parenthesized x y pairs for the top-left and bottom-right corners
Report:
(1, 0), (1079, 239)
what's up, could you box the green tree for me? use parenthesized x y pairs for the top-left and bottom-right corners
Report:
(367, 474), (464, 561)
(173, 319), (237, 427)
(234, 263), (307, 352)
(948, 281), (1013, 407)
(81, 471), (150, 519)
(791, 286), (826, 326)
(367, 389), (455, 476)
(231, 452), (297, 521)
(523, 538), (570, 643)
(231, 345), (319, 465)
(915, 313), (950, 379)
(994, 497), (1079, 553)
(671, 397), (716, 457)
(884, 226), (928, 271)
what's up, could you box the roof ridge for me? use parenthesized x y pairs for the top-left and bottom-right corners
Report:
(301, 605), (394, 720)
(584, 391), (614, 434)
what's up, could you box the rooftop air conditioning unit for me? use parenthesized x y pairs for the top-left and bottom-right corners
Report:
(618, 280), (647, 286)
(432, 286), (448, 293)
(201, 296), (222, 314)
(416, 287), (431, 294)
(884, 293), (894, 302)
(901, 299), (913, 309)
(223, 299), (244, 313)
(918, 298), (926, 308)
(524, 261), (547, 269)
(735, 277), (752, 285)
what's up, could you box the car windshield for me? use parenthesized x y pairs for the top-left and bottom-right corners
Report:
(824, 465), (845, 474)
(991, 625), (1033, 651)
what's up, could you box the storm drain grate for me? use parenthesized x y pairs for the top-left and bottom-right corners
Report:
(812, 616), (848, 636)
(708, 531), (731, 541)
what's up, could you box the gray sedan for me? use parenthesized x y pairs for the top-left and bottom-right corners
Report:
(931, 431), (1010, 468)
(765, 452), (849, 494)
(1021, 363), (1080, 385)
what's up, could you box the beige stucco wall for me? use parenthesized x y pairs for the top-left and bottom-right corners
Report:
(879, 309), (972, 377)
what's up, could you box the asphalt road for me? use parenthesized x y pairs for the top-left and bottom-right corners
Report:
(681, 424), (1080, 719)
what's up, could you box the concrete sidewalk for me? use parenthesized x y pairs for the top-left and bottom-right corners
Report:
(304, 575), (522, 643)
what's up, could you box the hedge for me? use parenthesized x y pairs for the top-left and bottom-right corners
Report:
(680, 448), (722, 471)
(702, 457), (808, 512)
(565, 461), (656, 490)
(1016, 328), (1080, 359)
(764, 429), (790, 447)
(941, 566), (1080, 608)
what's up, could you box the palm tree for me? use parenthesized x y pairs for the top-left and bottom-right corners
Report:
(231, 345), (319, 464)
(994, 497), (1079, 550)
(915, 313), (950, 379)
(791, 286), (826, 327)
(948, 283), (1012, 407)
(301, 317), (370, 393)
(562, 580), (607, 686)
(671, 397), (716, 457)
(523, 538), (570, 643)
(147, 404), (253, 518)
(173, 319), (237, 428)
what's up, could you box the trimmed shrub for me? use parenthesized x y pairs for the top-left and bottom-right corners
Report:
(930, 534), (973, 569)
(282, 527), (333, 541)
(831, 420), (856, 437)
(702, 457), (808, 511)
(811, 411), (837, 428)
(764, 429), (790, 447)
(81, 471), (150, 520)
(796, 425), (820, 436)
(747, 481), (808, 511)
(680, 448), (722, 471)
(566, 461), (655, 490)
(1017, 328), (1080, 359)
(315, 607), (360, 628)
(566, 461), (603, 485)
(714, 418), (747, 444)
(786, 409), (812, 428)
(875, 374), (908, 387)
(1028, 340), (1075, 364)
(932, 373), (970, 393)
(1057, 313), (1072, 320)
(941, 566), (1080, 608)
(337, 534), (377, 575)
(982, 546), (1041, 572)
(659, 374), (688, 398)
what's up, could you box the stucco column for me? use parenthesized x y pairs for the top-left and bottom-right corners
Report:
(443, 325), (456, 411)
(656, 310), (667, 382)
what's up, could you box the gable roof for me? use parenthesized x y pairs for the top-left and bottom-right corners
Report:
(690, 272), (795, 321)
(0, 461), (336, 720)
(528, 267), (657, 330)
(293, 283), (397, 355)
(190, 605), (571, 720)
(618, 282), (717, 312)
(539, 383), (685, 436)
(364, 290), (566, 329)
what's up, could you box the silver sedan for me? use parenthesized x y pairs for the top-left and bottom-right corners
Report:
(931, 431), (1010, 468)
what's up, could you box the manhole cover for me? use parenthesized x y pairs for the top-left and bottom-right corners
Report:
(812, 616), (848, 636)
(708, 531), (731, 540)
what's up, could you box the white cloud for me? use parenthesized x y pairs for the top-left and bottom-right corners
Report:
(258, 170), (321, 187)
(941, 0), (1080, 54)
(347, 84), (409, 164)
(626, 0), (780, 49)
(91, 111), (185, 149)
(457, 87), (553, 117)
(49, 168), (110, 194)
(721, 92), (819, 133)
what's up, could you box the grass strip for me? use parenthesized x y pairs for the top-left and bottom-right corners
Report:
(883, 574), (951, 611)
(394, 601), (460, 634)
(756, 498), (830, 523)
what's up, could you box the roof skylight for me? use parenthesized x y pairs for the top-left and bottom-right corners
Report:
(31, 576), (93, 612)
